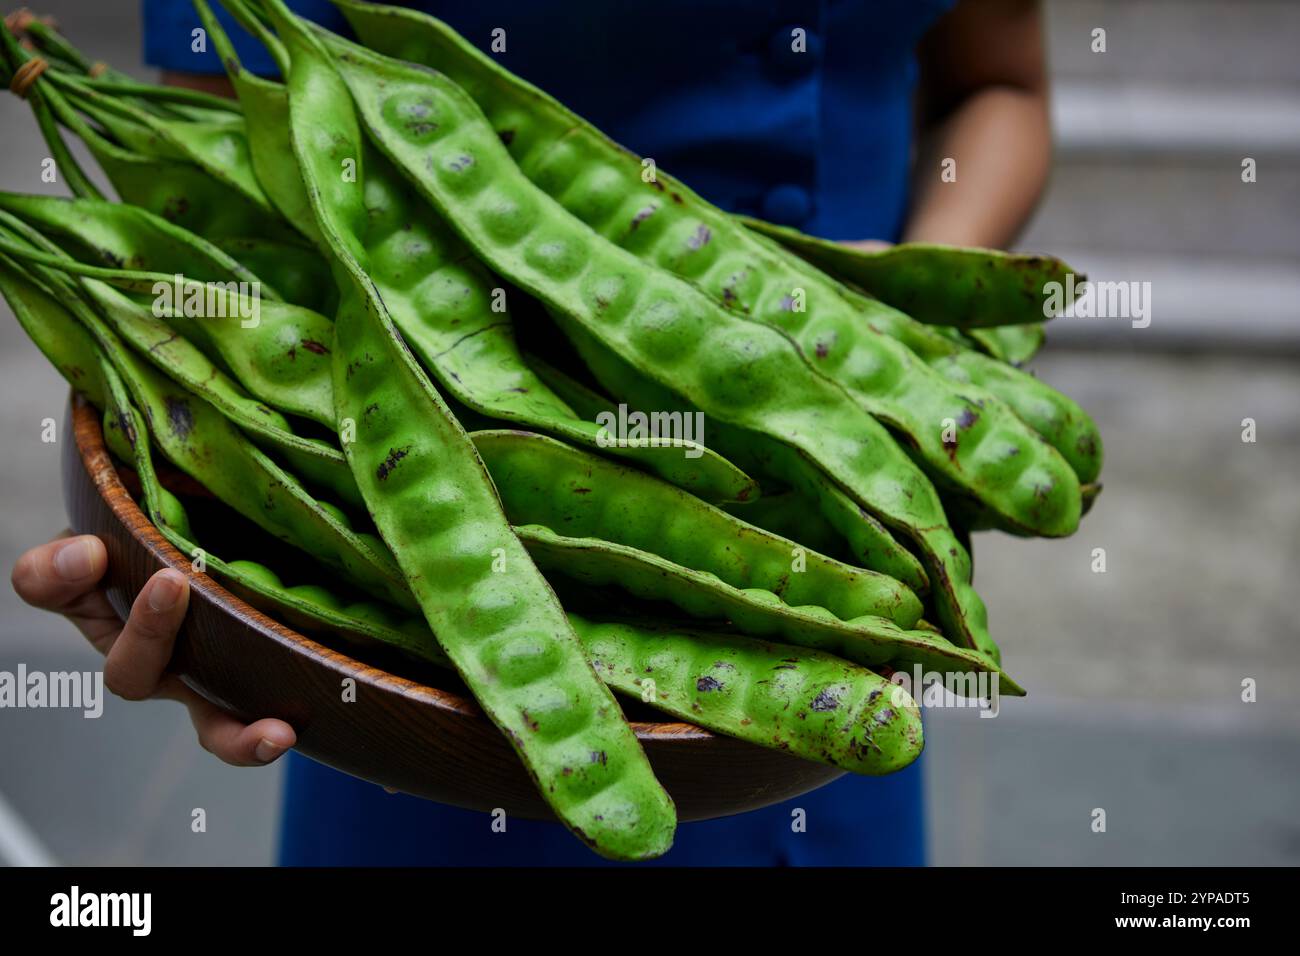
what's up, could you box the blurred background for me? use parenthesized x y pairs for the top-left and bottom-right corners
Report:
(1, 0), (1297, 865)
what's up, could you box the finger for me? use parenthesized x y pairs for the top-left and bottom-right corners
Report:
(11, 535), (123, 649)
(102, 568), (190, 700)
(186, 692), (297, 767)
(12, 534), (108, 612)
(841, 239), (893, 252)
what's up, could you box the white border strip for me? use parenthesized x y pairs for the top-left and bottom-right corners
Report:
(1054, 84), (1300, 155)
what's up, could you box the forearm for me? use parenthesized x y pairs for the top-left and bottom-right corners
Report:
(904, 85), (1051, 248)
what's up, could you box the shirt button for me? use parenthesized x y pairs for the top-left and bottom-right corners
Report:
(767, 25), (821, 78)
(760, 185), (814, 227)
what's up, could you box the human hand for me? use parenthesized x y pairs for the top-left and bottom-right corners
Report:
(838, 239), (894, 253)
(11, 533), (297, 766)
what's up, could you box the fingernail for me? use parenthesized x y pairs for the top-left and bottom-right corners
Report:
(255, 737), (287, 763)
(52, 538), (97, 581)
(147, 571), (184, 612)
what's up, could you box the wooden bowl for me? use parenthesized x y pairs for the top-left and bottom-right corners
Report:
(63, 395), (842, 821)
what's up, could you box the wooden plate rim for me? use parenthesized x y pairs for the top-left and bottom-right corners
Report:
(70, 393), (715, 742)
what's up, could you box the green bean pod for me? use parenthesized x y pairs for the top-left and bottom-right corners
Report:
(0, 226), (335, 426)
(3, 249), (938, 778)
(721, 492), (860, 566)
(572, 615), (924, 775)
(328, 2), (1092, 529)
(4, 256), (443, 669)
(0, 254), (106, 406)
(0, 222), (355, 507)
(111, 345), (412, 609)
(44, 70), (290, 231)
(518, 525), (1020, 694)
(195, 0), (327, 250)
(93, 339), (451, 669)
(525, 353), (930, 594)
(264, 0), (675, 860)
(45, 271), (411, 610)
(102, 349), (933, 776)
(555, 312), (992, 658)
(306, 33), (1002, 653)
(212, 236), (339, 316)
(924, 347), (1101, 482)
(964, 324), (1046, 366)
(738, 217), (1071, 329)
(474, 429), (921, 626)
(0, 31), (295, 244)
(338, 0), (1097, 486)
(738, 225), (1103, 485)
(100, 375), (937, 777)
(196, 1), (752, 505)
(37, 85), (287, 243)
(0, 193), (268, 294)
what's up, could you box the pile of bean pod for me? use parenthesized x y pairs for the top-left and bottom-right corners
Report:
(0, 0), (1101, 859)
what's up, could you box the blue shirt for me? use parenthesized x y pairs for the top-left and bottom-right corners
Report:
(142, 0), (953, 865)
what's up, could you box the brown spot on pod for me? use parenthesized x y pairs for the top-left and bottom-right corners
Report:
(164, 397), (193, 439)
(114, 412), (137, 448)
(589, 751), (607, 765)
(376, 445), (411, 481)
(810, 688), (842, 712)
(630, 205), (657, 230)
(300, 339), (330, 355)
(686, 225), (711, 249)
(160, 196), (190, 222)
(696, 675), (723, 692)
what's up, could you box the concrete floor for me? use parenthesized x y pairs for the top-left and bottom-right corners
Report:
(1, 1), (1297, 866)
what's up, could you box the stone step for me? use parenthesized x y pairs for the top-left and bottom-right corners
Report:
(1020, 157), (1299, 260)
(1053, 83), (1300, 158)
(1046, 0), (1300, 87)
(1023, 250), (1300, 349)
